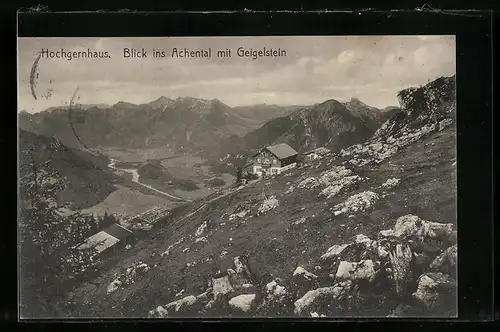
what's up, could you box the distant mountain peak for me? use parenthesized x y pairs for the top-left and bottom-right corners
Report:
(155, 96), (174, 102)
(349, 97), (365, 104)
(113, 101), (138, 108)
(148, 96), (175, 110)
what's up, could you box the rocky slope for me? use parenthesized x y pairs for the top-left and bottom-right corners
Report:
(56, 75), (457, 318)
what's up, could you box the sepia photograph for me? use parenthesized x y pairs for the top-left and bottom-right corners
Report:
(17, 35), (457, 319)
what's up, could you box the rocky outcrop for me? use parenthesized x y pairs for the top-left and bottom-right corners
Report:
(397, 76), (456, 120)
(413, 272), (456, 311)
(148, 212), (456, 318)
(107, 261), (151, 294)
(337, 75), (456, 169)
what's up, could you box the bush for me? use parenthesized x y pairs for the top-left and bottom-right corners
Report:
(207, 178), (225, 187)
(176, 179), (199, 191)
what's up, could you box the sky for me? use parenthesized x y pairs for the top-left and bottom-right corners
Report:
(17, 36), (456, 113)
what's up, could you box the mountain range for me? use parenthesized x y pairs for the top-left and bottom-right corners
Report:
(19, 97), (274, 151)
(19, 96), (400, 158)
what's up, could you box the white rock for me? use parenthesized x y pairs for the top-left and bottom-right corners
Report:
(298, 177), (320, 189)
(334, 191), (379, 214)
(165, 295), (197, 313)
(228, 294), (256, 313)
(148, 305), (167, 318)
(393, 214), (455, 242)
(319, 175), (361, 199)
(212, 275), (234, 298)
(310, 311), (326, 317)
(258, 196), (279, 214)
(195, 236), (207, 243)
(195, 220), (208, 237)
(381, 178), (400, 189)
(265, 280), (287, 303)
(335, 260), (377, 282)
(379, 229), (394, 237)
(320, 244), (350, 260)
(229, 210), (249, 221)
(107, 278), (122, 294)
(294, 281), (352, 315)
(413, 273), (456, 309)
(293, 217), (307, 225)
(293, 266), (318, 280)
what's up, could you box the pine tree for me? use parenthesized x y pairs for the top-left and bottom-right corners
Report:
(235, 166), (243, 185)
(19, 145), (99, 317)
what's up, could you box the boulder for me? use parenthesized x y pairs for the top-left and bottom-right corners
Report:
(148, 305), (167, 318)
(429, 245), (457, 278)
(335, 260), (377, 282)
(293, 281), (354, 315)
(293, 266), (318, 280)
(320, 244), (351, 261)
(413, 272), (456, 311)
(388, 244), (415, 296)
(212, 275), (235, 299)
(265, 280), (288, 302)
(393, 215), (455, 244)
(228, 294), (256, 313)
(165, 295), (198, 314)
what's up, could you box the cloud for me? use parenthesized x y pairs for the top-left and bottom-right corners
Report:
(17, 36), (456, 112)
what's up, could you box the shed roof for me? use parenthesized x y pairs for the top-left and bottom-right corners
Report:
(103, 223), (133, 240)
(263, 143), (298, 160)
(78, 231), (120, 254)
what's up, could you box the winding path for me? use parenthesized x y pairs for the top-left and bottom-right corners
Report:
(108, 158), (191, 202)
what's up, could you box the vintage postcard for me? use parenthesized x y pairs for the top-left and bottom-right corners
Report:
(17, 36), (457, 319)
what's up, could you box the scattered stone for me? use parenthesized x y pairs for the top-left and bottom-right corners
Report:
(318, 166), (353, 186)
(429, 245), (457, 277)
(165, 295), (198, 314)
(229, 210), (249, 221)
(293, 217), (307, 225)
(293, 266), (318, 280)
(388, 244), (414, 295)
(335, 260), (377, 282)
(381, 178), (400, 189)
(195, 220), (208, 237)
(212, 275), (235, 298)
(413, 272), (456, 310)
(320, 244), (350, 261)
(333, 191), (379, 214)
(293, 281), (353, 315)
(439, 118), (453, 131)
(107, 279), (122, 294)
(298, 177), (320, 189)
(148, 305), (167, 318)
(393, 215), (455, 243)
(265, 280), (287, 301)
(319, 175), (361, 199)
(310, 311), (326, 317)
(195, 236), (208, 243)
(228, 294), (256, 313)
(258, 196), (279, 215)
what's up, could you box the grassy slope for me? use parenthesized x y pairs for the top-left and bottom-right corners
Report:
(61, 123), (456, 318)
(80, 185), (181, 219)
